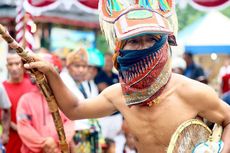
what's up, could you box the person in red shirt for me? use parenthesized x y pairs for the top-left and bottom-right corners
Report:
(16, 53), (74, 153)
(3, 50), (36, 153)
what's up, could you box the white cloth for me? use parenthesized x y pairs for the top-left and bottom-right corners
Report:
(99, 113), (125, 153)
(82, 80), (99, 98)
(60, 70), (91, 130)
(60, 69), (85, 100)
(123, 146), (137, 153)
(0, 83), (11, 109)
(193, 140), (224, 153)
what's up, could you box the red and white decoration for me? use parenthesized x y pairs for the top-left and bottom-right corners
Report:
(189, 0), (230, 11)
(23, 0), (99, 16)
(15, 0), (36, 52)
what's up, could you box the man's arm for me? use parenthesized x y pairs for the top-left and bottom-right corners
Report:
(192, 83), (230, 153)
(24, 56), (119, 120)
(1, 108), (10, 144)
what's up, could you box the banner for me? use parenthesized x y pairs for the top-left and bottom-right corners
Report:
(190, 0), (230, 10)
(50, 27), (95, 52)
(24, 0), (99, 16)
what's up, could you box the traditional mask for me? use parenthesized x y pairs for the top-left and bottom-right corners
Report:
(99, 0), (177, 106)
(99, 0), (178, 50)
(117, 35), (171, 106)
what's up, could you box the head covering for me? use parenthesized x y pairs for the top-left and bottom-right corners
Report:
(38, 53), (63, 73)
(66, 48), (88, 66)
(87, 48), (104, 67)
(99, 0), (177, 106)
(99, 0), (178, 50)
(117, 35), (171, 106)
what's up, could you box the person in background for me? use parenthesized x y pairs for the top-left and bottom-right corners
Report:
(94, 52), (123, 153)
(0, 84), (11, 146)
(82, 48), (101, 98)
(222, 91), (230, 105)
(95, 53), (119, 93)
(216, 58), (230, 95)
(16, 53), (74, 153)
(121, 120), (137, 153)
(221, 73), (230, 95)
(183, 52), (205, 80)
(172, 56), (186, 75)
(102, 138), (115, 153)
(83, 64), (99, 98)
(3, 50), (36, 153)
(60, 48), (102, 153)
(53, 48), (72, 70)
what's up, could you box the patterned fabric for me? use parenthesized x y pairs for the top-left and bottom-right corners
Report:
(117, 36), (171, 106)
(98, 0), (177, 50)
(72, 119), (102, 153)
(66, 48), (88, 66)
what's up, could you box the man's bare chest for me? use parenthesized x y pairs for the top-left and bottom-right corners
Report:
(122, 99), (197, 151)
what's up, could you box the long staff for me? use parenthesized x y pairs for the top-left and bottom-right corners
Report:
(0, 24), (69, 153)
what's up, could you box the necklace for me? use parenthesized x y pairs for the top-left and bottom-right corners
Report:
(146, 97), (160, 107)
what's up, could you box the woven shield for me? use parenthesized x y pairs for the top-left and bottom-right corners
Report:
(167, 119), (215, 153)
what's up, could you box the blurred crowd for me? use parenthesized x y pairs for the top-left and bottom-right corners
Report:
(0, 46), (229, 153)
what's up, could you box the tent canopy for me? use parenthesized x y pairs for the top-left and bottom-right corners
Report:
(178, 11), (230, 54)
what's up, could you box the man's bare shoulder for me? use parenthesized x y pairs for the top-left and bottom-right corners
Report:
(100, 83), (124, 104)
(171, 73), (221, 114)
(171, 73), (216, 102)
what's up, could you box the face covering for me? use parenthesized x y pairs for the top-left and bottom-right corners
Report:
(117, 35), (172, 106)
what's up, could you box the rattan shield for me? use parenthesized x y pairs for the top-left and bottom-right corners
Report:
(167, 119), (212, 153)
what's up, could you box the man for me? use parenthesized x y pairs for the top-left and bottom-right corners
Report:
(222, 91), (230, 105)
(3, 50), (36, 153)
(60, 48), (102, 153)
(0, 84), (11, 145)
(82, 48), (103, 98)
(24, 0), (230, 153)
(172, 57), (186, 75)
(218, 59), (230, 94)
(94, 52), (123, 153)
(183, 52), (205, 80)
(16, 53), (74, 153)
(95, 53), (119, 93)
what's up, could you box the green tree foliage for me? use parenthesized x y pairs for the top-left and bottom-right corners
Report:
(96, 31), (110, 54)
(221, 6), (230, 17)
(176, 5), (230, 32)
(176, 5), (204, 31)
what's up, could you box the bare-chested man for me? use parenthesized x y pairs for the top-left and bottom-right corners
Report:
(24, 0), (230, 153)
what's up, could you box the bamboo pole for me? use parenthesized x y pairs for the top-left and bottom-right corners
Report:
(0, 24), (69, 153)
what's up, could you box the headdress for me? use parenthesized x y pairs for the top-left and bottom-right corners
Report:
(66, 48), (88, 66)
(99, 0), (177, 106)
(38, 53), (63, 73)
(99, 0), (178, 50)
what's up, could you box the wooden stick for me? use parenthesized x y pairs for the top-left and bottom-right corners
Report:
(0, 24), (69, 153)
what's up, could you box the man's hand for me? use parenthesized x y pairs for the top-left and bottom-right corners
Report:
(10, 122), (17, 131)
(1, 133), (9, 144)
(42, 137), (59, 153)
(24, 52), (55, 76)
